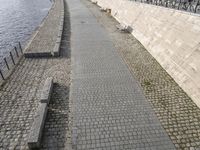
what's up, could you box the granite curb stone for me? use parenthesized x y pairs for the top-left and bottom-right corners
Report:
(27, 77), (54, 149)
(40, 77), (53, 104)
(27, 103), (48, 149)
(53, 0), (65, 57)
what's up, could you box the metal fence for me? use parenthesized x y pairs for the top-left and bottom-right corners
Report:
(0, 42), (23, 81)
(130, 0), (200, 13)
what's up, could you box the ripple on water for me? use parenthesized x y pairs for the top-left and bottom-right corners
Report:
(0, 0), (52, 59)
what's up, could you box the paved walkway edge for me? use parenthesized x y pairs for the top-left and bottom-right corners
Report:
(23, 1), (55, 56)
(24, 0), (65, 58)
(53, 0), (65, 57)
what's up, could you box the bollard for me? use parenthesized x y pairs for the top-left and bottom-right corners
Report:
(14, 47), (19, 57)
(19, 42), (23, 53)
(10, 52), (15, 65)
(4, 58), (10, 70)
(0, 69), (5, 80)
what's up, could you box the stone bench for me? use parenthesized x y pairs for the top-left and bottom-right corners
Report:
(27, 77), (54, 149)
(27, 103), (48, 149)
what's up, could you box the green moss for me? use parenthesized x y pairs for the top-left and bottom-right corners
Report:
(143, 80), (151, 86)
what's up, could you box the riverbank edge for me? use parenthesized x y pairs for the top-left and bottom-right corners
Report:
(0, 1), (55, 88)
(23, 1), (56, 53)
(24, 0), (65, 57)
(0, 0), (65, 88)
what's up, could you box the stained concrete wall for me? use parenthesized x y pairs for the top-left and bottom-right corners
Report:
(91, 0), (200, 108)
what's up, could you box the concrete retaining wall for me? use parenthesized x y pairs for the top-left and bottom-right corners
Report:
(91, 0), (200, 107)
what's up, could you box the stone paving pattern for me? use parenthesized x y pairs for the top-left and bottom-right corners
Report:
(25, 0), (63, 54)
(1, 0), (200, 149)
(69, 0), (175, 149)
(83, 0), (200, 149)
(0, 0), (71, 149)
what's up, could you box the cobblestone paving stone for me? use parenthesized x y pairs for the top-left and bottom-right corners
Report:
(82, 0), (200, 149)
(0, 0), (71, 149)
(69, 0), (175, 149)
(25, 0), (63, 54)
(0, 58), (47, 150)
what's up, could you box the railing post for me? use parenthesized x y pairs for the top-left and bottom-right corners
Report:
(10, 52), (15, 65)
(4, 58), (10, 70)
(178, 0), (181, 9)
(19, 42), (23, 54)
(131, 0), (197, 13)
(0, 69), (5, 80)
(194, 0), (200, 12)
(14, 47), (19, 57)
(166, 0), (168, 7)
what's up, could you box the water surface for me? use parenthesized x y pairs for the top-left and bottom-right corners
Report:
(0, 0), (52, 58)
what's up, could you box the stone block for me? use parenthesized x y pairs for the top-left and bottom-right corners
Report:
(27, 103), (48, 149)
(24, 52), (53, 58)
(40, 77), (53, 104)
(53, 43), (60, 57)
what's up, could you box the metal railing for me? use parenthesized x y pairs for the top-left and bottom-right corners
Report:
(0, 42), (23, 81)
(130, 0), (200, 13)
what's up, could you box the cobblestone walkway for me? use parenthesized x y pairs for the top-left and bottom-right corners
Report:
(0, 0), (71, 149)
(25, 0), (63, 54)
(83, 0), (200, 149)
(69, 0), (175, 149)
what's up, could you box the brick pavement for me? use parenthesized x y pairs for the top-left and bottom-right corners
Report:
(83, 0), (200, 149)
(68, 0), (175, 149)
(0, 55), (70, 150)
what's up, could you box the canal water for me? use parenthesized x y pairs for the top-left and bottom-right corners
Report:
(0, 0), (52, 58)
